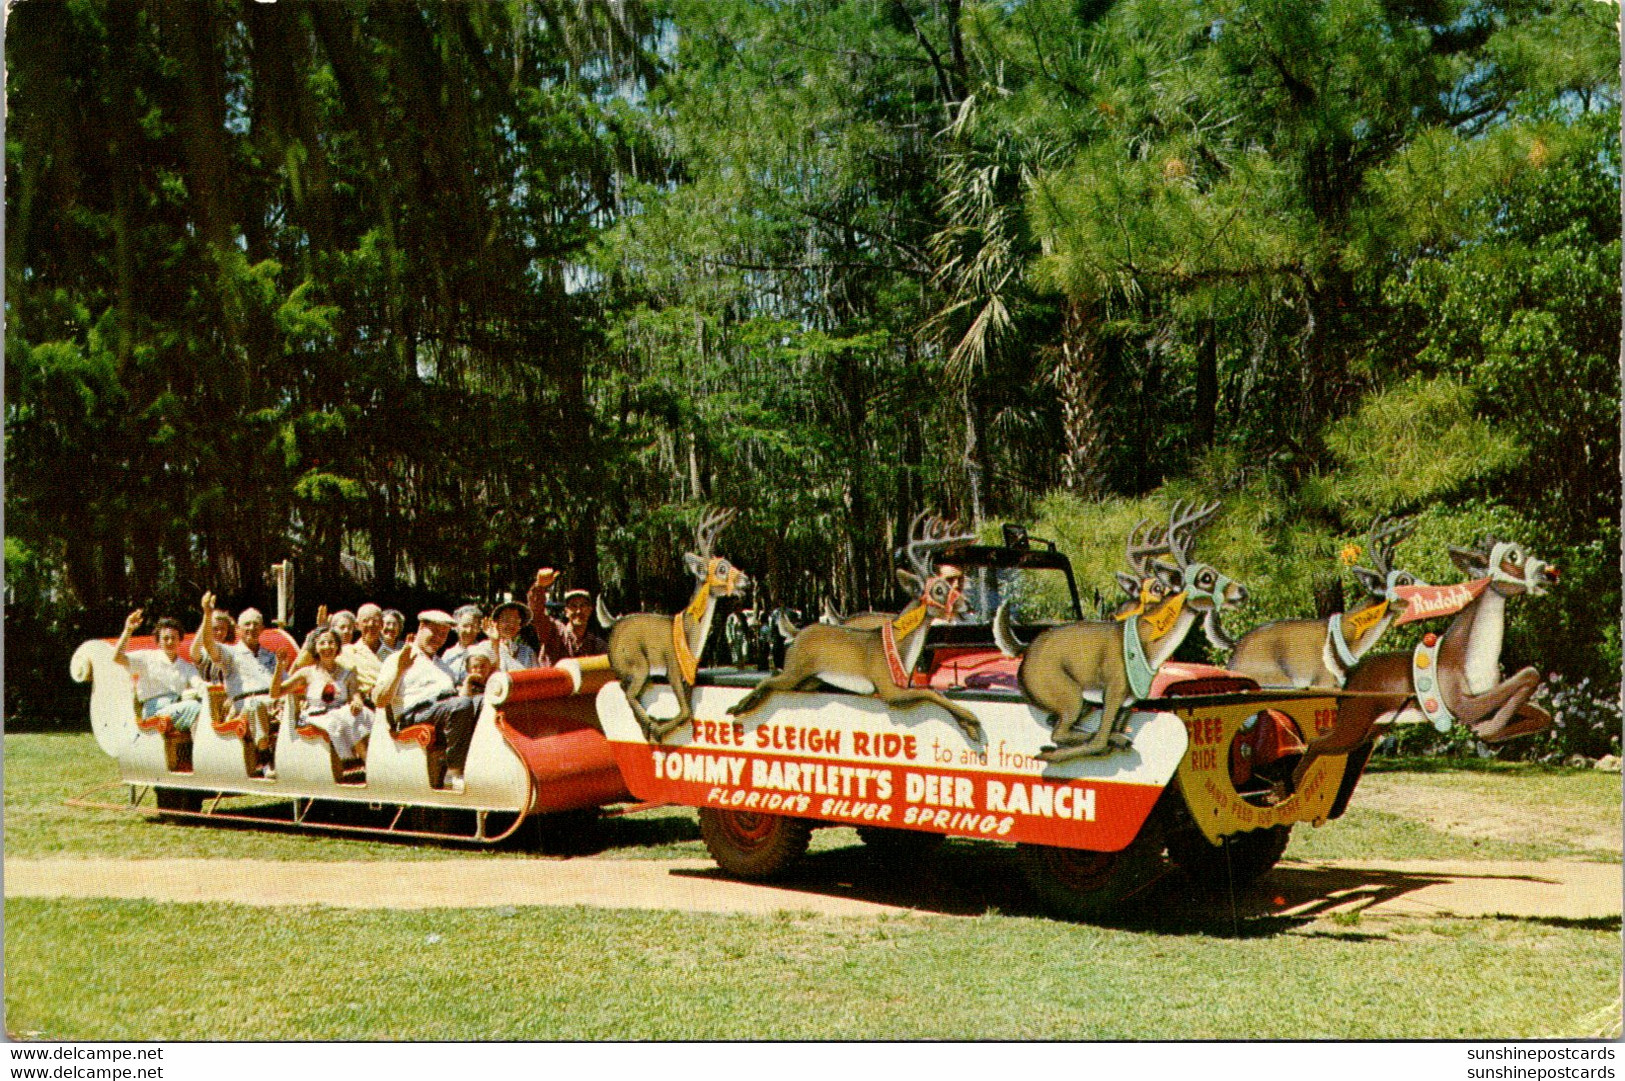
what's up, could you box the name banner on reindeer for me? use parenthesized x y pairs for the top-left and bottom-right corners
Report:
(1392, 578), (1489, 625)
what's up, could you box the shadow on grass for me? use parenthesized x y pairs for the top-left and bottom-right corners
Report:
(1364, 756), (1596, 776)
(1495, 914), (1622, 932)
(656, 840), (1552, 937)
(590, 809), (703, 853)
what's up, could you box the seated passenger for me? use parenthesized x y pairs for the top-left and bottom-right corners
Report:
(195, 592), (281, 778)
(460, 646), (496, 696)
(372, 610), (478, 793)
(272, 627), (373, 768)
(112, 609), (207, 736)
(379, 609), (406, 659)
(484, 601), (537, 671)
(557, 589), (607, 659)
(440, 604), (485, 682)
(328, 609), (358, 647)
(340, 603), (387, 701)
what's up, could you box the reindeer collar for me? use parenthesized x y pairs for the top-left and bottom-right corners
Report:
(1122, 615), (1158, 699)
(1411, 633), (1455, 733)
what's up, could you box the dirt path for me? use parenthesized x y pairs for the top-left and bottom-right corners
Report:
(1354, 774), (1623, 855)
(6, 855), (1619, 922)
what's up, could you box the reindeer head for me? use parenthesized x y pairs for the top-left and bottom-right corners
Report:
(682, 507), (750, 598)
(1114, 516), (1175, 613)
(1449, 536), (1558, 598)
(1349, 517), (1427, 605)
(1152, 500), (1247, 613)
(896, 512), (975, 622)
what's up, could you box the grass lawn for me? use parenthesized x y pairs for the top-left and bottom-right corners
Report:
(6, 731), (1620, 1041)
(5, 897), (1618, 1040)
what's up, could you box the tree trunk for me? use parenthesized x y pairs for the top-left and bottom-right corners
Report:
(1194, 320), (1218, 450)
(1052, 302), (1105, 497)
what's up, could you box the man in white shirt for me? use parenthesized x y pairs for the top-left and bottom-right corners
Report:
(372, 611), (480, 793)
(340, 603), (388, 701)
(195, 593), (280, 776)
(112, 609), (207, 732)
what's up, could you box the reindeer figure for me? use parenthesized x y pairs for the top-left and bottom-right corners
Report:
(1295, 536), (1558, 785)
(1228, 517), (1425, 688)
(600, 508), (750, 742)
(1108, 515), (1178, 617)
(729, 513), (985, 743)
(994, 501), (1247, 762)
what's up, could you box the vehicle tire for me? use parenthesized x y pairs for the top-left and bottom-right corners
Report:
(699, 807), (812, 881)
(153, 787), (204, 815)
(1165, 824), (1292, 893)
(855, 825), (945, 861)
(1016, 810), (1167, 921)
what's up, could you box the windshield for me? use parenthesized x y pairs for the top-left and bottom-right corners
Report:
(958, 565), (1078, 624)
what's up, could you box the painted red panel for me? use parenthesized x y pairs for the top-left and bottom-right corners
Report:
(608, 741), (1162, 851)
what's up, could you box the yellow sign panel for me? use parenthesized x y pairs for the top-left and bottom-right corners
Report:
(1171, 695), (1350, 845)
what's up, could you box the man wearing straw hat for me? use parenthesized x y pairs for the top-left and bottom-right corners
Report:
(484, 598), (538, 671)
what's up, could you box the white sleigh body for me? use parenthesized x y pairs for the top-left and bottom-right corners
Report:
(70, 640), (626, 822)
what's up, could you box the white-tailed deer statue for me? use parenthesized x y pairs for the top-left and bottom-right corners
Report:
(1294, 535), (1558, 786)
(994, 501), (1247, 762)
(1228, 517), (1425, 688)
(728, 513), (985, 742)
(600, 508), (750, 741)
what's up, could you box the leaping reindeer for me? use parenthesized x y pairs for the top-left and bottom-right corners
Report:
(1228, 517), (1425, 688)
(600, 508), (750, 742)
(1294, 535), (1558, 786)
(729, 513), (985, 743)
(994, 501), (1248, 762)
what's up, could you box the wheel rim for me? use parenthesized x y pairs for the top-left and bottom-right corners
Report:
(1039, 846), (1122, 893)
(716, 810), (777, 849)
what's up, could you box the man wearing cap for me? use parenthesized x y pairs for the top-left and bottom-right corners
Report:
(557, 589), (607, 659)
(340, 603), (388, 700)
(372, 611), (481, 793)
(197, 595), (283, 776)
(484, 600), (538, 671)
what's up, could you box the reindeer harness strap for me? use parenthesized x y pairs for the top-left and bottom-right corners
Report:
(1411, 633), (1455, 733)
(672, 614), (700, 685)
(878, 605), (931, 687)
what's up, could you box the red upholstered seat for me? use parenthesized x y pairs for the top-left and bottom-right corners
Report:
(214, 715), (249, 738)
(392, 723), (437, 749)
(136, 712), (174, 735)
(209, 685), (246, 738)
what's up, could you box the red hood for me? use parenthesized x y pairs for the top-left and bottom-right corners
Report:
(1150, 662), (1260, 697)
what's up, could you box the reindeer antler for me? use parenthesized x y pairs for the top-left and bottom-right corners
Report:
(693, 507), (737, 559)
(904, 511), (975, 579)
(1165, 500), (1221, 567)
(1125, 517), (1172, 578)
(1363, 516), (1416, 576)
